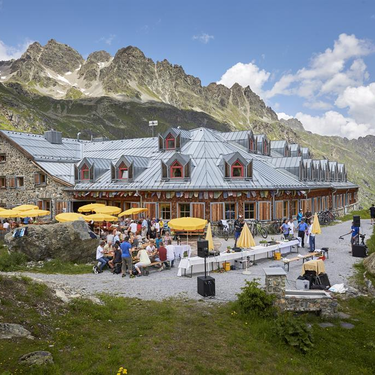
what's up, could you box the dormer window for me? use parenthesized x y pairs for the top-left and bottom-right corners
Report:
(166, 134), (175, 150)
(170, 160), (183, 178)
(231, 160), (244, 178)
(118, 162), (128, 179)
(263, 140), (268, 155)
(81, 164), (90, 180)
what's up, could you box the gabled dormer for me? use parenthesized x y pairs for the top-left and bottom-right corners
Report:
(320, 159), (330, 181)
(161, 153), (192, 180)
(303, 159), (314, 181)
(74, 157), (111, 183)
(222, 152), (253, 180)
(312, 160), (322, 181)
(158, 128), (191, 152)
(329, 161), (339, 182)
(248, 132), (257, 154)
(338, 163), (346, 182)
(270, 140), (290, 157)
(301, 147), (311, 159)
(256, 135), (270, 156)
(289, 144), (301, 157)
(111, 155), (149, 182)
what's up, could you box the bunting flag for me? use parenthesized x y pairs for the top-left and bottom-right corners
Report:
(204, 192), (208, 199)
(194, 192), (199, 198)
(157, 192), (161, 199)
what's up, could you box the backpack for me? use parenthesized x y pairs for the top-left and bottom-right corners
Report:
(113, 263), (122, 274)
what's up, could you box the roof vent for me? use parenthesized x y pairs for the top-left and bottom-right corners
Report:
(44, 130), (62, 144)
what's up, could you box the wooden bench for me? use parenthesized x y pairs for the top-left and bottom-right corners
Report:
(282, 252), (320, 272)
(141, 261), (170, 276)
(174, 230), (205, 238)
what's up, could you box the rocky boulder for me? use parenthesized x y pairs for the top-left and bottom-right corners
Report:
(19, 351), (54, 366)
(363, 252), (375, 275)
(5, 220), (98, 262)
(0, 323), (34, 340)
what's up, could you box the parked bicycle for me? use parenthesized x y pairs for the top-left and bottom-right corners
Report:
(212, 219), (231, 241)
(248, 219), (268, 238)
(268, 220), (282, 235)
(318, 210), (336, 225)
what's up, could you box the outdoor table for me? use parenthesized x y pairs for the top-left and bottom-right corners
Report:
(173, 245), (192, 259)
(301, 259), (325, 275)
(277, 239), (299, 255)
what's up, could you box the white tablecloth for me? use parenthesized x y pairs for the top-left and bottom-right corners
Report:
(173, 245), (192, 259)
(177, 240), (299, 276)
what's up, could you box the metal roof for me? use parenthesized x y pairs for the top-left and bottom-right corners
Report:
(1, 127), (355, 192)
(270, 140), (287, 149)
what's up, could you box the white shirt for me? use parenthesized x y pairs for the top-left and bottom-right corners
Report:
(166, 245), (175, 261)
(146, 245), (155, 254)
(113, 234), (120, 243)
(96, 245), (105, 260)
(130, 222), (137, 233)
(142, 219), (148, 228)
(155, 222), (160, 231)
(308, 224), (315, 237)
(288, 221), (295, 233)
(106, 234), (114, 244)
(3, 222), (10, 230)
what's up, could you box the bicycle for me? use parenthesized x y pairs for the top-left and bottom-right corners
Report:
(212, 220), (230, 241)
(249, 219), (268, 238)
(268, 220), (282, 235)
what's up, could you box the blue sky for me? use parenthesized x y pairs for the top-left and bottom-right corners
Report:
(1, 0), (375, 138)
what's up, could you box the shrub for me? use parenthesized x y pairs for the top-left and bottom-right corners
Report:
(236, 279), (275, 317)
(274, 313), (314, 353)
(0, 247), (27, 272)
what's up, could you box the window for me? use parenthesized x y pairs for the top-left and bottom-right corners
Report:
(81, 164), (90, 180)
(225, 203), (236, 220)
(0, 176), (6, 189)
(8, 177), (16, 189)
(244, 203), (256, 219)
(159, 203), (171, 220)
(179, 203), (190, 217)
(165, 133), (175, 150)
(231, 160), (244, 178)
(0, 153), (6, 163)
(34, 173), (46, 185)
(118, 162), (128, 179)
(283, 201), (289, 218)
(263, 140), (268, 155)
(16, 176), (24, 188)
(170, 160), (183, 178)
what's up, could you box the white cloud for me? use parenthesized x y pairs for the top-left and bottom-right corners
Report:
(97, 34), (116, 45)
(335, 83), (375, 126)
(192, 33), (214, 44)
(295, 110), (374, 139)
(0, 39), (33, 61)
(266, 33), (374, 100)
(303, 100), (333, 110)
(277, 112), (293, 120)
(217, 62), (270, 96)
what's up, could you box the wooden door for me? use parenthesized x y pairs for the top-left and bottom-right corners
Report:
(192, 203), (205, 219)
(145, 203), (157, 219)
(210, 203), (223, 222)
(275, 201), (283, 219)
(258, 202), (271, 221)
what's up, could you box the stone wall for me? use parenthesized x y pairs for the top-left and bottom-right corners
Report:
(265, 274), (286, 297)
(0, 136), (71, 216)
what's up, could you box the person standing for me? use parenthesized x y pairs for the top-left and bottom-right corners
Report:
(234, 215), (244, 247)
(141, 217), (148, 237)
(120, 237), (133, 278)
(287, 217), (295, 238)
(308, 221), (315, 252)
(129, 220), (137, 235)
(370, 204), (375, 225)
(297, 209), (303, 224)
(297, 219), (308, 248)
(280, 219), (290, 239)
(350, 221), (360, 245)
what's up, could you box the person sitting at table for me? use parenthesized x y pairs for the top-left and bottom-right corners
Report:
(155, 241), (169, 271)
(149, 226), (157, 240)
(129, 232), (139, 249)
(103, 241), (114, 268)
(146, 240), (157, 260)
(109, 243), (122, 273)
(166, 244), (175, 267)
(155, 233), (162, 249)
(163, 231), (172, 245)
(96, 241), (108, 273)
(134, 247), (151, 277)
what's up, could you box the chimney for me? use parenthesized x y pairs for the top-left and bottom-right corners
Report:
(44, 130), (63, 144)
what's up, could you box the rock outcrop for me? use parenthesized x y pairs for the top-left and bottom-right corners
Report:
(19, 351), (54, 366)
(0, 323), (34, 340)
(363, 252), (375, 275)
(4, 220), (98, 262)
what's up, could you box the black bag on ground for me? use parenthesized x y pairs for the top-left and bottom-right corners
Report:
(316, 273), (331, 288)
(302, 270), (317, 289)
(113, 263), (122, 274)
(310, 284), (326, 290)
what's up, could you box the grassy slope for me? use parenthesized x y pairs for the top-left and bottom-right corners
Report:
(0, 275), (375, 375)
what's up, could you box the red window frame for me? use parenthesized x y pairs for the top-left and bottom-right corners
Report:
(170, 160), (183, 178)
(249, 138), (254, 152)
(165, 133), (175, 150)
(81, 164), (89, 180)
(231, 160), (244, 178)
(263, 140), (268, 155)
(118, 162), (128, 179)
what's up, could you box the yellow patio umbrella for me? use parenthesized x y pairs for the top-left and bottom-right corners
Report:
(12, 204), (39, 212)
(311, 212), (322, 234)
(0, 207), (6, 211)
(18, 209), (50, 218)
(78, 203), (106, 213)
(94, 206), (122, 215)
(237, 222), (256, 248)
(55, 212), (85, 223)
(118, 207), (148, 217)
(0, 209), (21, 218)
(83, 214), (118, 222)
(168, 217), (207, 231)
(205, 222), (214, 251)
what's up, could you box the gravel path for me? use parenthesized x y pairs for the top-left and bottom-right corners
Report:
(5, 220), (372, 302)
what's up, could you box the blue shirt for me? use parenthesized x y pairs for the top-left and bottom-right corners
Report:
(120, 241), (132, 258)
(351, 226), (359, 238)
(281, 223), (289, 235)
(23, 217), (30, 224)
(297, 212), (303, 223)
(298, 222), (308, 231)
(155, 238), (162, 249)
